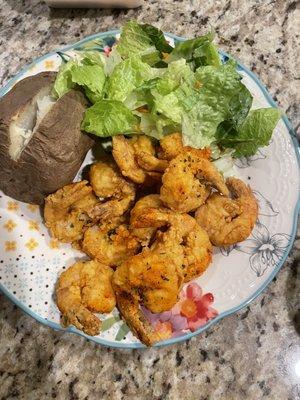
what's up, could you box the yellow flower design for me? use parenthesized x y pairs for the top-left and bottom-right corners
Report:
(25, 238), (38, 251)
(4, 220), (17, 232)
(27, 204), (39, 212)
(49, 239), (60, 249)
(44, 60), (54, 70)
(28, 220), (39, 231)
(7, 201), (19, 211)
(5, 241), (16, 251)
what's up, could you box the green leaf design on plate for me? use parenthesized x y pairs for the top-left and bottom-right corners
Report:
(56, 51), (71, 63)
(76, 38), (105, 50)
(115, 323), (130, 341)
(101, 315), (120, 331)
(75, 36), (117, 52)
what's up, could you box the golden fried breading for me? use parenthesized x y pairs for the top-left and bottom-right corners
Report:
(112, 135), (147, 184)
(132, 135), (168, 172)
(134, 207), (212, 282)
(113, 238), (184, 314)
(44, 181), (99, 244)
(181, 220), (212, 282)
(56, 260), (115, 336)
(114, 208), (189, 313)
(158, 132), (211, 161)
(195, 177), (258, 247)
(160, 149), (229, 213)
(112, 135), (166, 185)
(81, 223), (140, 268)
(114, 208), (213, 345)
(49, 131), (258, 346)
(115, 291), (164, 346)
(157, 132), (185, 161)
(88, 160), (135, 222)
(130, 194), (164, 246)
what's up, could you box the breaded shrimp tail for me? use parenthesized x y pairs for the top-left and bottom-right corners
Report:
(116, 292), (163, 346)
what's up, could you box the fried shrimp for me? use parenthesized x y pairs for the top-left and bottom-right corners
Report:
(132, 136), (168, 172)
(49, 124), (258, 347)
(112, 135), (148, 184)
(130, 194), (164, 246)
(160, 149), (229, 213)
(81, 223), (140, 268)
(56, 260), (115, 336)
(181, 220), (212, 282)
(113, 208), (199, 345)
(44, 181), (99, 244)
(158, 132), (211, 161)
(112, 135), (167, 184)
(157, 133), (184, 161)
(114, 209), (186, 312)
(195, 177), (258, 247)
(134, 207), (212, 282)
(88, 161), (135, 222)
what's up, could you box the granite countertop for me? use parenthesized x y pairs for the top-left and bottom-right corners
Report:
(0, 1), (299, 399)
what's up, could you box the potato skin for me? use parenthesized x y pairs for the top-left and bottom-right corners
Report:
(0, 72), (94, 204)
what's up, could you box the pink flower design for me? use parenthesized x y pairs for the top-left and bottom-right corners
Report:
(104, 46), (111, 57)
(177, 283), (218, 331)
(142, 282), (218, 338)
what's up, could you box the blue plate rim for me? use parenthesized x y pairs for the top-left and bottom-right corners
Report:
(0, 29), (299, 349)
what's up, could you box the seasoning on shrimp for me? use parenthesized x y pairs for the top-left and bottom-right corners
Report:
(195, 177), (258, 247)
(160, 148), (228, 213)
(81, 223), (140, 268)
(112, 135), (167, 185)
(130, 194), (164, 246)
(133, 207), (212, 282)
(88, 160), (136, 222)
(44, 181), (99, 245)
(56, 260), (115, 336)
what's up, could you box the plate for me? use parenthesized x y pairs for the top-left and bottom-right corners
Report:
(0, 30), (299, 348)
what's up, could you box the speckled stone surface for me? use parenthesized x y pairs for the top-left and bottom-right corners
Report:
(0, 1), (299, 399)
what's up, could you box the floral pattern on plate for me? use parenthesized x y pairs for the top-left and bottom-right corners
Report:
(142, 283), (218, 339)
(236, 221), (291, 277)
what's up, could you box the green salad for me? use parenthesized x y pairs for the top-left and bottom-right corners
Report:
(52, 20), (280, 158)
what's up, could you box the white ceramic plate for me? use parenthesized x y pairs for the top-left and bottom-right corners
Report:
(0, 31), (299, 348)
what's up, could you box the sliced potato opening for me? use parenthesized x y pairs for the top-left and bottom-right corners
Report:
(9, 85), (56, 160)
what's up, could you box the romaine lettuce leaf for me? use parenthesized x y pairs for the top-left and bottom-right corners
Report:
(52, 22), (278, 160)
(138, 23), (173, 53)
(106, 56), (163, 102)
(154, 59), (195, 94)
(194, 60), (242, 95)
(52, 59), (77, 98)
(167, 32), (221, 70)
(216, 108), (281, 157)
(79, 51), (106, 67)
(70, 63), (106, 103)
(116, 21), (172, 65)
(182, 102), (225, 148)
(225, 83), (253, 127)
(102, 47), (122, 75)
(124, 90), (151, 110)
(81, 100), (139, 137)
(182, 61), (253, 148)
(211, 145), (235, 178)
(150, 60), (199, 123)
(52, 56), (106, 103)
(139, 112), (180, 139)
(76, 47), (121, 75)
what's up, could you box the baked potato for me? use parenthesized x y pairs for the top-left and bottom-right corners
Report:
(0, 72), (94, 204)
